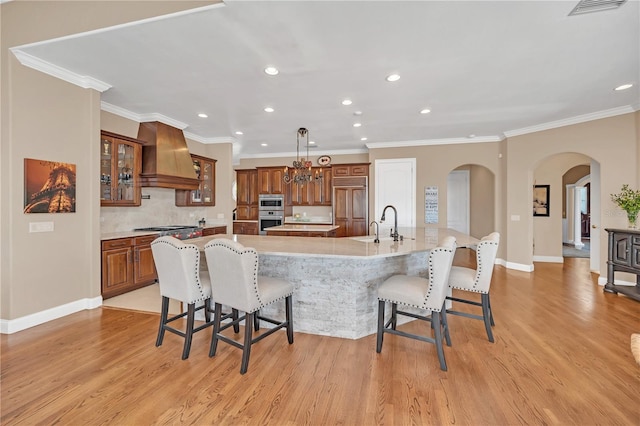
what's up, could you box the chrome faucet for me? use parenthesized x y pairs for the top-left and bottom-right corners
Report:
(380, 205), (402, 242)
(369, 221), (380, 243)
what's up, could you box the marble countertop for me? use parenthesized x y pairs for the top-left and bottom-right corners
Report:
(285, 216), (333, 224)
(101, 231), (161, 240)
(189, 227), (478, 259)
(266, 224), (339, 232)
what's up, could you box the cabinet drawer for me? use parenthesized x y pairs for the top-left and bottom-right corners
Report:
(350, 165), (368, 175)
(134, 235), (158, 245)
(102, 238), (133, 250)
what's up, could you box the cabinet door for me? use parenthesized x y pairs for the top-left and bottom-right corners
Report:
(176, 156), (216, 206)
(257, 168), (272, 194)
(101, 132), (142, 207)
(134, 244), (157, 285)
(102, 247), (134, 298)
(613, 234), (631, 266)
(269, 168), (285, 194)
(236, 170), (251, 205)
(236, 206), (251, 220)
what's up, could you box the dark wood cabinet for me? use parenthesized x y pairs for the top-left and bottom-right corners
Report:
(233, 221), (259, 235)
(289, 167), (331, 206)
(331, 164), (370, 237)
(202, 226), (227, 236)
(175, 154), (216, 206)
(604, 228), (640, 301)
(257, 167), (285, 195)
(236, 169), (259, 220)
(100, 131), (143, 207)
(101, 235), (158, 299)
(333, 185), (368, 237)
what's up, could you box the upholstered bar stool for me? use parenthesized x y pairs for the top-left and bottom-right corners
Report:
(204, 238), (294, 374)
(376, 236), (457, 371)
(151, 236), (215, 360)
(446, 232), (500, 342)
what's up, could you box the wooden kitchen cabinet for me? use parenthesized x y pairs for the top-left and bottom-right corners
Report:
(100, 131), (143, 207)
(175, 154), (216, 206)
(333, 185), (368, 237)
(257, 167), (286, 195)
(331, 163), (369, 177)
(101, 235), (158, 299)
(236, 169), (259, 220)
(233, 221), (259, 235)
(202, 226), (227, 236)
(289, 167), (331, 206)
(604, 228), (640, 301)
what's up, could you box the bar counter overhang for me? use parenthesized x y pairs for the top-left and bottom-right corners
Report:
(190, 228), (479, 339)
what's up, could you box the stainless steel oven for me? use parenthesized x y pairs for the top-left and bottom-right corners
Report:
(259, 210), (283, 235)
(259, 194), (285, 210)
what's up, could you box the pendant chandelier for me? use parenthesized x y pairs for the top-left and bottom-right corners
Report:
(283, 127), (323, 185)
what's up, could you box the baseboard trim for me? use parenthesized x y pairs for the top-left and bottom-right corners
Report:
(533, 255), (564, 263)
(597, 276), (635, 286)
(0, 296), (103, 334)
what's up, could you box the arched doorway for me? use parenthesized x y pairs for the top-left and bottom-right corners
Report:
(447, 164), (495, 239)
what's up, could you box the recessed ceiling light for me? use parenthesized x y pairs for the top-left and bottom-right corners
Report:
(235, 131), (243, 135)
(264, 66), (279, 76)
(386, 73), (400, 82)
(261, 143), (268, 147)
(353, 123), (362, 128)
(361, 137), (368, 141)
(354, 111), (362, 116)
(309, 141), (316, 145)
(420, 109), (431, 114)
(264, 107), (274, 113)
(468, 134), (476, 138)
(198, 113), (208, 118)
(614, 83), (633, 91)
(342, 99), (353, 106)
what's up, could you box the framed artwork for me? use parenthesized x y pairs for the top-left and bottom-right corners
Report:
(24, 158), (76, 213)
(533, 184), (550, 217)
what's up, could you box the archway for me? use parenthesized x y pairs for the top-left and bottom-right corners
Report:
(447, 164), (495, 239)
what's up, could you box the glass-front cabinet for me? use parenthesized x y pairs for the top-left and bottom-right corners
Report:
(175, 154), (216, 206)
(100, 131), (143, 206)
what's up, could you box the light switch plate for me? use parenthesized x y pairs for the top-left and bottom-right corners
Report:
(29, 222), (54, 232)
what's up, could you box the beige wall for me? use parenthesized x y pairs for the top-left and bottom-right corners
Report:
(368, 142), (504, 251)
(506, 113), (638, 272)
(469, 165), (495, 239)
(235, 153), (368, 170)
(533, 153), (591, 258)
(1, 1), (218, 322)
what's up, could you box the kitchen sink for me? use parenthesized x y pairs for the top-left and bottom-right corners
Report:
(352, 236), (415, 243)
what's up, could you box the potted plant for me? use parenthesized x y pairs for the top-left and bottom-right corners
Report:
(611, 184), (640, 228)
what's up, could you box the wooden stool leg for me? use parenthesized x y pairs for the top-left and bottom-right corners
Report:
(376, 300), (385, 353)
(209, 303), (223, 357)
(156, 296), (169, 347)
(240, 312), (254, 374)
(182, 303), (196, 360)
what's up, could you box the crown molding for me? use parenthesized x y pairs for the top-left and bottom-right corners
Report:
(183, 132), (236, 145)
(239, 148), (368, 160)
(101, 102), (188, 129)
(366, 135), (503, 149)
(503, 105), (636, 137)
(11, 49), (112, 92)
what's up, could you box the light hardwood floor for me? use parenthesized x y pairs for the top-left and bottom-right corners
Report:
(2, 251), (639, 425)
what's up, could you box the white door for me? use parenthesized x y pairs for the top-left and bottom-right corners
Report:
(375, 159), (416, 232)
(447, 170), (469, 234)
(589, 161), (600, 273)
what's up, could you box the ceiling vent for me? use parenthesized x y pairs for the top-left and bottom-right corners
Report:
(569, 0), (627, 15)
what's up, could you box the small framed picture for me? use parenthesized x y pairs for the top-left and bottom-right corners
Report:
(533, 185), (550, 217)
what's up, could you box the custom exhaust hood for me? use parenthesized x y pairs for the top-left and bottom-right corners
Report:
(136, 121), (200, 190)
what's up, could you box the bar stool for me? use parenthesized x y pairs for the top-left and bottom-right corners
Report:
(151, 236), (214, 360)
(204, 238), (294, 374)
(446, 232), (500, 342)
(376, 236), (457, 371)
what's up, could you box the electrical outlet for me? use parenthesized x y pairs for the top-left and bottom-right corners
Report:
(29, 222), (54, 233)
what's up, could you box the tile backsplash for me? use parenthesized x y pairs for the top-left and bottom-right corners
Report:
(100, 187), (228, 233)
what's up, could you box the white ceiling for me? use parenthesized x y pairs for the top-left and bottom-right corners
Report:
(12, 0), (640, 159)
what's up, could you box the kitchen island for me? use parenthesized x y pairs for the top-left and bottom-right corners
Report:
(190, 228), (478, 339)
(265, 224), (339, 237)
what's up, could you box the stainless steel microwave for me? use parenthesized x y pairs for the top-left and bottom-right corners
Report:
(258, 194), (284, 210)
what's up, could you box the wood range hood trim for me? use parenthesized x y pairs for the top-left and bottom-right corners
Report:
(137, 121), (200, 190)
